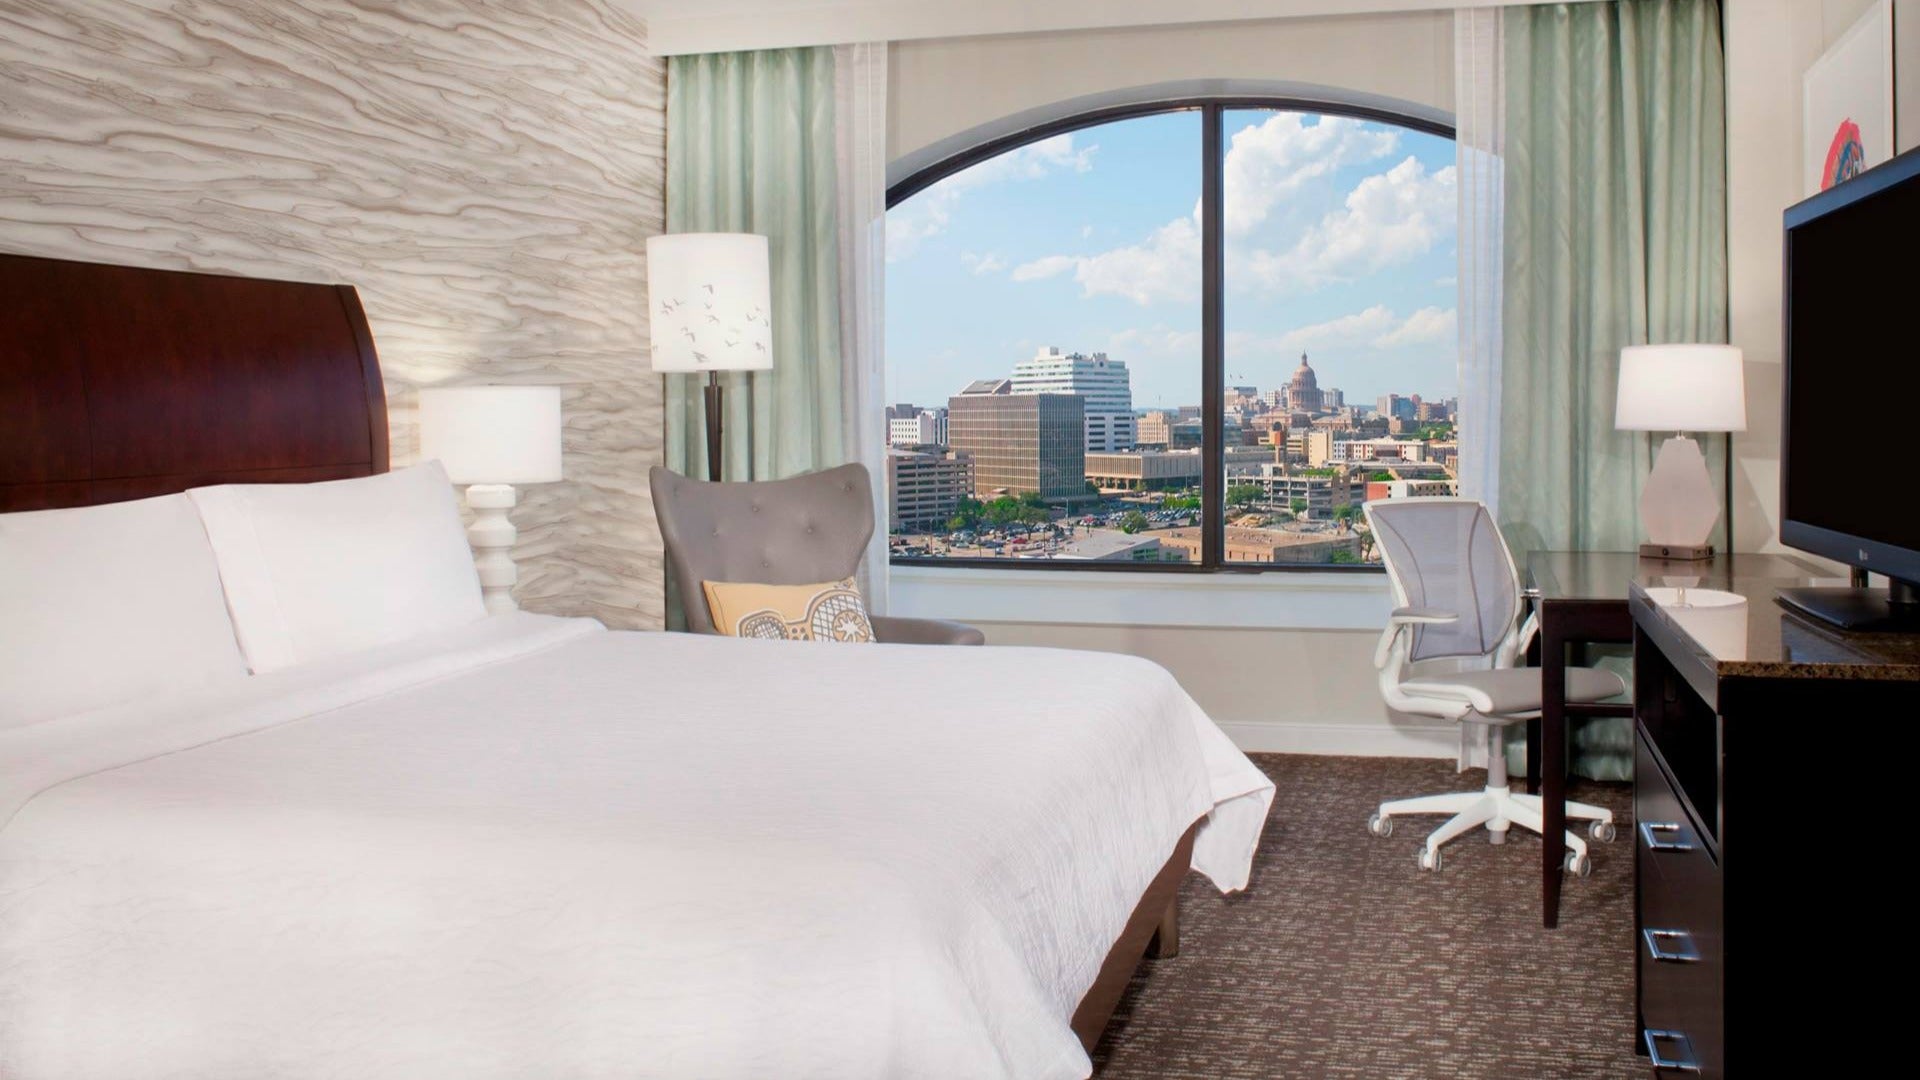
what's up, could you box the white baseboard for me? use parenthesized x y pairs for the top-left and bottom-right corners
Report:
(1216, 719), (1459, 758)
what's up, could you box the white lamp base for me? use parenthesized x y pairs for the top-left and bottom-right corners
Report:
(1639, 435), (1720, 560)
(465, 483), (520, 613)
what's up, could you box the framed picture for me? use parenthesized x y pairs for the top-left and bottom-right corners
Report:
(1804, 0), (1897, 196)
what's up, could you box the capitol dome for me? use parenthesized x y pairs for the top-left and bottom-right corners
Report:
(1287, 353), (1324, 411)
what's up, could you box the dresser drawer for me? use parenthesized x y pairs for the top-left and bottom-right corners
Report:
(1636, 729), (1723, 1077)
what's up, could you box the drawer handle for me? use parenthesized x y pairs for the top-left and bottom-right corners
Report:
(1640, 820), (1695, 853)
(1643, 1029), (1701, 1073)
(1642, 927), (1700, 963)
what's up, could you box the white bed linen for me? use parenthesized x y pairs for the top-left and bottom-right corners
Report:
(0, 617), (1272, 1080)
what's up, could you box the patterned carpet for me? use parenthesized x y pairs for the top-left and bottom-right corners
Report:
(1092, 754), (1642, 1079)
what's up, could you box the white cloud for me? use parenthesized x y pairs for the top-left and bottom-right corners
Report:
(1371, 305), (1455, 348)
(1107, 325), (1202, 361)
(1008, 136), (1455, 306)
(1271, 157), (1457, 288)
(1276, 305), (1401, 354)
(1010, 254), (1077, 282)
(1220, 113), (1399, 236)
(886, 134), (1098, 261)
(1270, 305), (1458, 354)
(960, 251), (1006, 275)
(1070, 218), (1202, 305)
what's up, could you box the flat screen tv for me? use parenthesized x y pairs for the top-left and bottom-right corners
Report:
(1779, 146), (1920, 630)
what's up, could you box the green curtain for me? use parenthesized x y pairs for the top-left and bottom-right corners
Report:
(664, 47), (845, 483)
(1500, 0), (1727, 780)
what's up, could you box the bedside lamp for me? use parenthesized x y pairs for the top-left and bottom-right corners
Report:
(646, 233), (774, 482)
(418, 385), (563, 613)
(1615, 344), (1746, 560)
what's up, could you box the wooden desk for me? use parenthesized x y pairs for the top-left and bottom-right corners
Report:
(1628, 569), (1920, 1076)
(1521, 552), (1818, 929)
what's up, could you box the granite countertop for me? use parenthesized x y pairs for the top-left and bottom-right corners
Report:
(1630, 580), (1920, 682)
(1526, 550), (1920, 682)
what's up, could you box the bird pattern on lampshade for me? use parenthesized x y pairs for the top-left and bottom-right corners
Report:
(646, 233), (774, 374)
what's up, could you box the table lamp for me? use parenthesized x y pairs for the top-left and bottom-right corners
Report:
(1615, 344), (1746, 560)
(418, 385), (564, 613)
(646, 232), (774, 482)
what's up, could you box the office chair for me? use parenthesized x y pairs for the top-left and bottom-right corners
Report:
(1363, 498), (1623, 875)
(649, 462), (985, 645)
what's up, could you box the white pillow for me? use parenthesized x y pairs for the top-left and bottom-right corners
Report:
(0, 493), (249, 727)
(187, 462), (486, 673)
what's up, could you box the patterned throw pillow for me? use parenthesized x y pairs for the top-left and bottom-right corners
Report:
(701, 577), (876, 643)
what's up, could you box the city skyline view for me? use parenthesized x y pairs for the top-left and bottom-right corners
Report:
(885, 109), (1459, 409)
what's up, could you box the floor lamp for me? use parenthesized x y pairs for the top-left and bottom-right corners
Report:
(646, 232), (774, 482)
(419, 385), (564, 613)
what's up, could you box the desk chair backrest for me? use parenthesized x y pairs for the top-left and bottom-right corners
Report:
(649, 462), (875, 635)
(1365, 497), (1524, 665)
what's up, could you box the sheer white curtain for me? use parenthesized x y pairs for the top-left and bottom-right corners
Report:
(1453, 8), (1506, 770)
(833, 42), (889, 613)
(1456, 8), (1505, 519)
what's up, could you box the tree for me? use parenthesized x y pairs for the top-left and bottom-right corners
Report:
(1226, 483), (1262, 507)
(1119, 510), (1150, 534)
(1368, 470), (1396, 483)
(945, 497), (984, 532)
(1328, 549), (1360, 564)
(1332, 503), (1359, 527)
(1289, 497), (1308, 516)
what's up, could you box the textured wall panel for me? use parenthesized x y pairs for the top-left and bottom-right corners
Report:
(0, 0), (667, 628)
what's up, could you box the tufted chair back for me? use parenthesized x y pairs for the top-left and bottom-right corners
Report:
(649, 463), (876, 634)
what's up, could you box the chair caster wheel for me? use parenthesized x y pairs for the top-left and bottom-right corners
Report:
(1565, 851), (1592, 878)
(1368, 813), (1393, 838)
(1590, 820), (1616, 842)
(1418, 847), (1442, 872)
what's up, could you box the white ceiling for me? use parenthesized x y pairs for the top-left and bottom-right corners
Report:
(619, 0), (1535, 57)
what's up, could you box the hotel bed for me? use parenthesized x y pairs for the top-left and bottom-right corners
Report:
(0, 254), (1273, 1079)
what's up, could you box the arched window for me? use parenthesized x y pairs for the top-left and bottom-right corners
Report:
(884, 102), (1455, 571)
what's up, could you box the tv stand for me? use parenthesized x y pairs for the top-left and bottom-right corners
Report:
(1777, 577), (1920, 631)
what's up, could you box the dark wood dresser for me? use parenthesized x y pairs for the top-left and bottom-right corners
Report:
(1629, 567), (1920, 1076)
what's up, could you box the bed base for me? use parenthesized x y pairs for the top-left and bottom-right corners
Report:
(1069, 818), (1200, 1054)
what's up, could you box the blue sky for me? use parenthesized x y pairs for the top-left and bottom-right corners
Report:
(885, 110), (1458, 411)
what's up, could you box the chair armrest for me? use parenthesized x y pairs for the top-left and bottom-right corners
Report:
(1374, 608), (1459, 669)
(1389, 607), (1459, 625)
(1499, 609), (1541, 668)
(870, 614), (986, 646)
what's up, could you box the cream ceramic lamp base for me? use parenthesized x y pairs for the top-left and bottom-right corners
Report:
(465, 483), (520, 613)
(1639, 435), (1720, 560)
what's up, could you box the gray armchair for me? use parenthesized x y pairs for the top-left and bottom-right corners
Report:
(649, 463), (986, 646)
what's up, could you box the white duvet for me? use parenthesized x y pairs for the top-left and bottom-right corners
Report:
(0, 615), (1273, 1080)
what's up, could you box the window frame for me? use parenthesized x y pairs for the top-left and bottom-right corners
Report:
(885, 96), (1456, 575)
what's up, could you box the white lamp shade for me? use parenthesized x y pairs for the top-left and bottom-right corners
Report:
(1615, 344), (1747, 432)
(646, 232), (774, 373)
(418, 385), (563, 485)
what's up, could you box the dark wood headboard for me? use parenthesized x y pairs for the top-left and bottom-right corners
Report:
(0, 253), (388, 511)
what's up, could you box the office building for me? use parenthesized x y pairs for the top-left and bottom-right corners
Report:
(886, 448), (974, 531)
(1137, 410), (1174, 447)
(1084, 449), (1204, 491)
(1237, 462), (1368, 520)
(1011, 346), (1136, 452)
(1367, 477), (1459, 501)
(888, 407), (948, 447)
(1376, 393), (1419, 421)
(1329, 438), (1428, 464)
(1286, 428), (1335, 466)
(948, 381), (1086, 501)
(1158, 526), (1363, 564)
